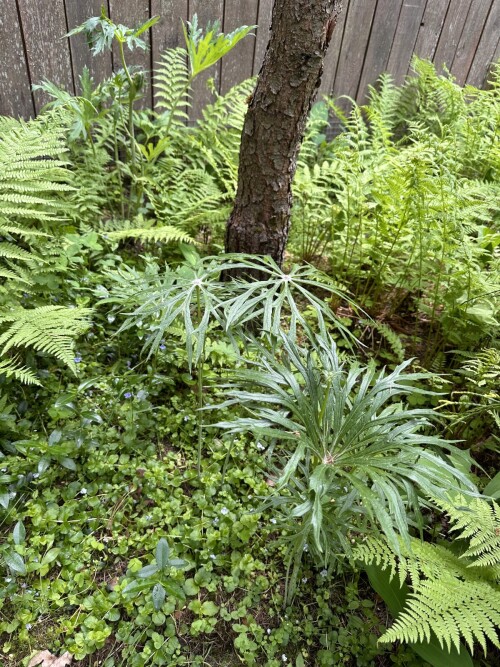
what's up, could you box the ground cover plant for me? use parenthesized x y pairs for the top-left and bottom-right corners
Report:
(0, 9), (499, 667)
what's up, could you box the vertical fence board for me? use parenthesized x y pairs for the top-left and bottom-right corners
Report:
(451, 0), (492, 85)
(253, 0), (273, 75)
(220, 0), (259, 94)
(0, 2), (34, 118)
(188, 0), (224, 121)
(357, 0), (404, 102)
(433, 0), (473, 72)
(109, 0), (152, 108)
(318, 1), (348, 98)
(150, 0), (188, 106)
(332, 0), (378, 110)
(65, 0), (113, 93)
(414, 0), (451, 61)
(151, 1), (188, 63)
(386, 0), (427, 85)
(17, 0), (74, 113)
(3, 0), (498, 121)
(467, 0), (500, 87)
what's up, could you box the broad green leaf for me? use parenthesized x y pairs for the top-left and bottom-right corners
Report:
(13, 521), (25, 545)
(137, 564), (159, 578)
(4, 551), (26, 575)
(163, 580), (186, 601)
(123, 579), (154, 596)
(484, 472), (500, 498)
(152, 582), (166, 610)
(200, 600), (219, 616)
(155, 538), (170, 570)
(41, 548), (60, 566)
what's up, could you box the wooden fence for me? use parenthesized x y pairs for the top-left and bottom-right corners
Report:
(1, 0), (499, 120)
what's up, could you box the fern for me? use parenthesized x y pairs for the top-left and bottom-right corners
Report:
(0, 306), (92, 382)
(434, 494), (500, 568)
(0, 115), (75, 293)
(154, 47), (191, 130)
(105, 225), (194, 244)
(354, 495), (500, 654)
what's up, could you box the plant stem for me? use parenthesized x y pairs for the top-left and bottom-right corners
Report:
(196, 284), (204, 477)
(118, 41), (137, 175)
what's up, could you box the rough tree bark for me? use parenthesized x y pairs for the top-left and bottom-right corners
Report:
(225, 0), (343, 269)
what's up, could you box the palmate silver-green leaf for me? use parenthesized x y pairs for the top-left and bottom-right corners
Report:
(105, 253), (357, 371)
(221, 255), (356, 341)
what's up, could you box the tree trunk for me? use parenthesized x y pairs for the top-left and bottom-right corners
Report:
(225, 0), (342, 271)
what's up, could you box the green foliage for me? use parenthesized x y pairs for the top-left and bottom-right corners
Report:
(67, 7), (159, 55)
(0, 116), (73, 287)
(183, 15), (255, 76)
(434, 494), (500, 567)
(0, 9), (497, 666)
(354, 529), (500, 655)
(215, 331), (477, 601)
(0, 306), (91, 384)
(292, 58), (500, 359)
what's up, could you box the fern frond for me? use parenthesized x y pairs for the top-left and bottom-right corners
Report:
(436, 495), (500, 567)
(355, 532), (500, 654)
(105, 225), (195, 244)
(0, 357), (40, 385)
(154, 47), (191, 128)
(0, 306), (92, 374)
(383, 577), (500, 653)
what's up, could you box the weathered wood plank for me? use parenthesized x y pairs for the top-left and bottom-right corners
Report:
(357, 0), (404, 102)
(188, 0), (224, 121)
(451, 0), (492, 85)
(65, 0), (113, 93)
(433, 0), (473, 73)
(150, 0), (188, 107)
(151, 0), (188, 64)
(317, 0), (348, 98)
(413, 0), (451, 61)
(17, 0), (74, 113)
(253, 0), (273, 75)
(467, 0), (500, 87)
(386, 0), (427, 86)
(332, 0), (378, 110)
(220, 0), (259, 94)
(0, 1), (34, 118)
(109, 0), (152, 108)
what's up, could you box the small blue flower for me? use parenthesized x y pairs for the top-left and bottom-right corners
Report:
(74, 355), (82, 363)
(25, 623), (32, 631)
(209, 554), (216, 560)
(220, 507), (229, 516)
(270, 518), (277, 524)
(159, 344), (166, 351)
(79, 487), (88, 495)
(124, 392), (133, 399)
(320, 569), (328, 578)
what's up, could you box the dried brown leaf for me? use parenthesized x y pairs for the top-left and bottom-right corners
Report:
(28, 650), (73, 667)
